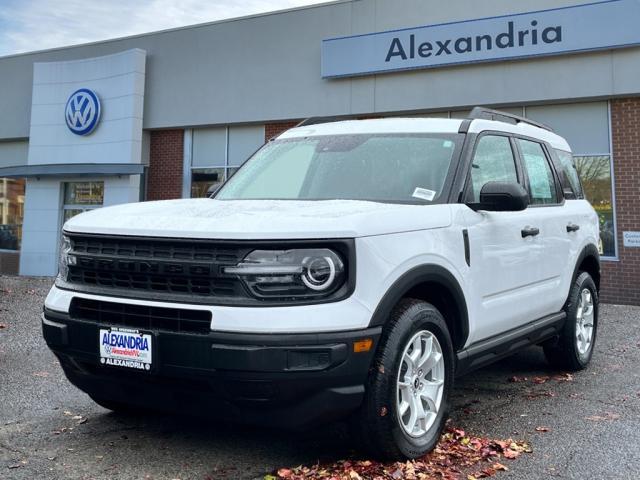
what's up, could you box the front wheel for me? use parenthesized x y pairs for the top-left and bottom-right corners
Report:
(544, 271), (598, 370)
(351, 298), (455, 460)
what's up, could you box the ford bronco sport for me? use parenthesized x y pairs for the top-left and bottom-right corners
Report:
(43, 107), (600, 459)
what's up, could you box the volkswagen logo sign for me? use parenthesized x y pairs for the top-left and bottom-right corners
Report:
(65, 88), (101, 136)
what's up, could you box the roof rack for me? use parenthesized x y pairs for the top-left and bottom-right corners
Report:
(468, 107), (553, 132)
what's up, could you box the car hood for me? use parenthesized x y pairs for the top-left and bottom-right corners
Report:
(63, 199), (452, 239)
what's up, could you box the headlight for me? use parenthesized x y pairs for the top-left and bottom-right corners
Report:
(57, 235), (75, 280)
(224, 248), (345, 300)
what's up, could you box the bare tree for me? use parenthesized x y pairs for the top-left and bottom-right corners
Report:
(574, 156), (609, 182)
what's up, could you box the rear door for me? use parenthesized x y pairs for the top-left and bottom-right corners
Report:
(461, 134), (549, 342)
(549, 147), (597, 306)
(514, 138), (570, 314)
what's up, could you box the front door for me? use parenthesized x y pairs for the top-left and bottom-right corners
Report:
(462, 134), (549, 343)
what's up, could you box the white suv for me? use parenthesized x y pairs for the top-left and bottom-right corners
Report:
(43, 108), (600, 459)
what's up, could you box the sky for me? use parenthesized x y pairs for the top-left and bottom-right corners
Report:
(0, 0), (330, 56)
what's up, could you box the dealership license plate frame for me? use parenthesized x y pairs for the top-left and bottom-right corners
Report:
(99, 327), (153, 372)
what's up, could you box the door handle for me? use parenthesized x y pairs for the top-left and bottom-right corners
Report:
(521, 227), (540, 238)
(566, 223), (580, 233)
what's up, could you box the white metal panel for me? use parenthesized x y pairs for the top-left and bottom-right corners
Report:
(525, 102), (610, 155)
(63, 198), (453, 240)
(2, 0), (640, 139)
(192, 127), (226, 167)
(0, 141), (28, 169)
(228, 125), (265, 166)
(27, 49), (146, 166)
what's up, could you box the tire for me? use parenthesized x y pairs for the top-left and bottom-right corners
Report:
(351, 298), (455, 460)
(544, 271), (598, 371)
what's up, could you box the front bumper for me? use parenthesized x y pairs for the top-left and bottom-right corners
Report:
(43, 309), (381, 429)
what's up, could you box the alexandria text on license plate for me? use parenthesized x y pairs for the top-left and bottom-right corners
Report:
(99, 327), (153, 371)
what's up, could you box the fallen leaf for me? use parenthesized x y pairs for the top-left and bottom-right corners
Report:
(526, 390), (556, 400)
(272, 427), (530, 479)
(0, 323), (7, 329)
(553, 373), (574, 382)
(586, 412), (620, 422)
(532, 376), (550, 385)
(502, 449), (520, 459)
(32, 371), (50, 378)
(535, 426), (551, 432)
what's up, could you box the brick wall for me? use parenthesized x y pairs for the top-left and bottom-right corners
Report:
(265, 121), (299, 142)
(600, 98), (640, 305)
(147, 130), (184, 201)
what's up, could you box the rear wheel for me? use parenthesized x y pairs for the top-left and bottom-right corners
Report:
(351, 298), (454, 459)
(544, 271), (598, 370)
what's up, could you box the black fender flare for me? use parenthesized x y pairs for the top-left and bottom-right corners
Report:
(368, 264), (469, 349)
(571, 244), (601, 291)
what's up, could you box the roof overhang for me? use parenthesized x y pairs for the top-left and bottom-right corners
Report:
(0, 163), (145, 178)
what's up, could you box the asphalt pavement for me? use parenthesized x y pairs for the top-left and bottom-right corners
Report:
(1, 275), (638, 480)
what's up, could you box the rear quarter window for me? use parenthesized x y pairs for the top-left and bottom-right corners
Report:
(552, 149), (584, 199)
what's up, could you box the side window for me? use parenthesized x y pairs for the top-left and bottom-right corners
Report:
(517, 139), (559, 205)
(553, 149), (584, 199)
(468, 135), (518, 202)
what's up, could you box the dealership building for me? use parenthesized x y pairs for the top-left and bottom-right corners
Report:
(0, 0), (639, 304)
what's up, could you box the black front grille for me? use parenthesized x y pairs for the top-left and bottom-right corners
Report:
(66, 235), (251, 299)
(70, 298), (212, 334)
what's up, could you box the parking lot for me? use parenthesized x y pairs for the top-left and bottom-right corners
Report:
(1, 275), (639, 480)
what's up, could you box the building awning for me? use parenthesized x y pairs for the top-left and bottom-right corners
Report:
(0, 163), (145, 178)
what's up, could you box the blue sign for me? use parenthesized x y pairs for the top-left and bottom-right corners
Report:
(65, 88), (101, 135)
(321, 0), (640, 78)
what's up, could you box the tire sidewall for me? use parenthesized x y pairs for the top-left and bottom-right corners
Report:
(566, 272), (599, 366)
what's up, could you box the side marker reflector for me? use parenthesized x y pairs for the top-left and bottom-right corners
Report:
(353, 338), (373, 353)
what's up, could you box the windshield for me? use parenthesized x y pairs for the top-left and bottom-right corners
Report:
(216, 134), (462, 204)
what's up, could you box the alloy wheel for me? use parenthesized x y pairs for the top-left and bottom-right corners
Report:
(396, 330), (445, 438)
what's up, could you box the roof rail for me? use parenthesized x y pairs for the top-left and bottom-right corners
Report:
(295, 116), (351, 127)
(468, 107), (553, 132)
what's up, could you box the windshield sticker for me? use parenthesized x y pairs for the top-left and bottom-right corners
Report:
(412, 187), (436, 202)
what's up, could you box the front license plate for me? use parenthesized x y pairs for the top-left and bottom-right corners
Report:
(99, 327), (152, 371)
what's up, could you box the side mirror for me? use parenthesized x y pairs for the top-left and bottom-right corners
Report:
(472, 182), (529, 212)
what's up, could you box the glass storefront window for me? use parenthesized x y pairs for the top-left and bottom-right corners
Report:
(62, 182), (104, 223)
(191, 167), (238, 198)
(574, 155), (615, 257)
(0, 178), (25, 251)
